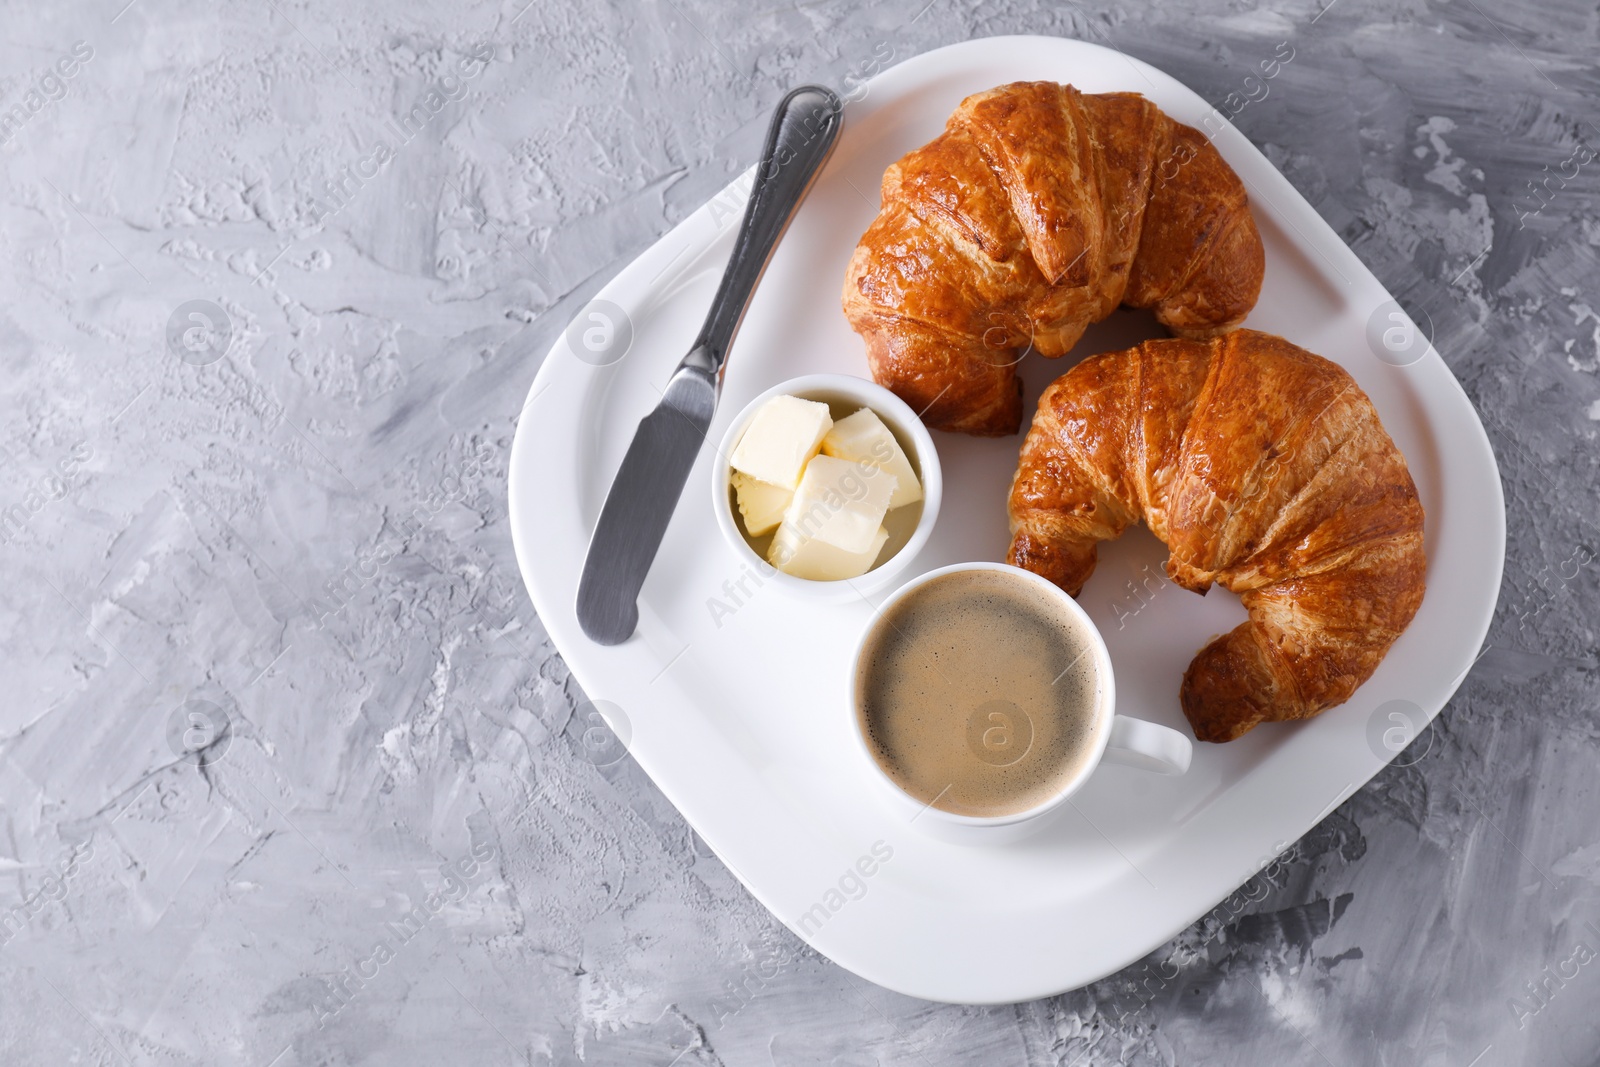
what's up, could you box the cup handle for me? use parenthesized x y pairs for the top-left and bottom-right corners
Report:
(1101, 715), (1192, 775)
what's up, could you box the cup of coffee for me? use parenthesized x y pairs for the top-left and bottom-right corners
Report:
(849, 562), (1192, 844)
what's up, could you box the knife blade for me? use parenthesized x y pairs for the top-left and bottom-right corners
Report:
(575, 355), (716, 644)
(576, 85), (843, 645)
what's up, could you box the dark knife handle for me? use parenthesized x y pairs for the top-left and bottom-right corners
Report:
(691, 85), (843, 378)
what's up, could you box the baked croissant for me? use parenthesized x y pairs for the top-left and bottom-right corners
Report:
(843, 81), (1265, 436)
(1007, 330), (1426, 742)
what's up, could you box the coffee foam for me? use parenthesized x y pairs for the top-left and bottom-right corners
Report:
(856, 569), (1103, 818)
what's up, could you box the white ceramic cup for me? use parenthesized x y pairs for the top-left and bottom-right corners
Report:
(711, 373), (942, 601)
(848, 561), (1192, 845)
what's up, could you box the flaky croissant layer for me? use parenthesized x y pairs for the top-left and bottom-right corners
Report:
(1007, 330), (1426, 742)
(843, 81), (1265, 435)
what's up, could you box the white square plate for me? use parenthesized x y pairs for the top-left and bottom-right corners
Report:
(508, 36), (1505, 1003)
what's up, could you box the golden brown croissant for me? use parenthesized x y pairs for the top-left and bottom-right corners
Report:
(842, 81), (1265, 436)
(1007, 330), (1426, 742)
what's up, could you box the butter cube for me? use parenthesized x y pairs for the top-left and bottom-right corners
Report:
(731, 471), (791, 536)
(781, 454), (896, 555)
(769, 522), (889, 581)
(729, 395), (833, 489)
(821, 408), (923, 509)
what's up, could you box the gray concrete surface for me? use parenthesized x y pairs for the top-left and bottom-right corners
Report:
(0, 0), (1596, 1063)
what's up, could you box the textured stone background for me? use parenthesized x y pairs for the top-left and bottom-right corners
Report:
(0, 0), (1596, 1063)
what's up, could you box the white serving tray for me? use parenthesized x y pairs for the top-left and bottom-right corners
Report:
(508, 36), (1505, 1004)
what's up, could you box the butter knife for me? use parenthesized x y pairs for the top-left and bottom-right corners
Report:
(576, 85), (843, 645)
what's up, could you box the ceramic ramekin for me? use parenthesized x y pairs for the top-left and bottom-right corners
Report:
(710, 373), (942, 601)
